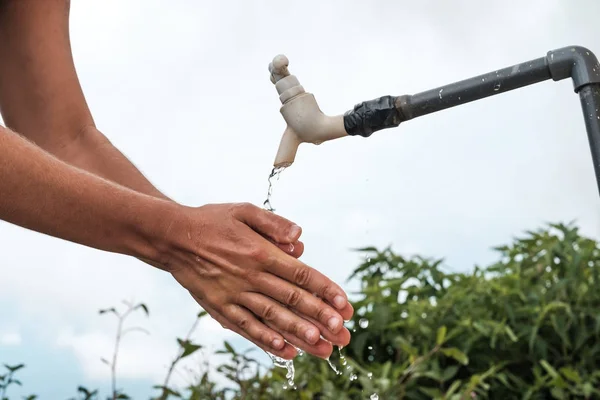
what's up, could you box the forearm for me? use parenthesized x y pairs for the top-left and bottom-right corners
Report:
(0, 124), (173, 260)
(0, 0), (169, 201)
(53, 126), (171, 201)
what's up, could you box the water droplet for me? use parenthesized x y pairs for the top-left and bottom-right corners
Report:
(438, 88), (444, 99)
(367, 372), (373, 379)
(494, 83), (501, 91)
(326, 357), (342, 375)
(370, 394), (379, 400)
(350, 373), (358, 381)
(195, 256), (201, 262)
(359, 318), (369, 328)
(366, 257), (372, 262)
(267, 352), (296, 388)
(368, 346), (373, 350)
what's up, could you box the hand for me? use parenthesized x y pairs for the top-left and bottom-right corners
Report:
(154, 202), (354, 359)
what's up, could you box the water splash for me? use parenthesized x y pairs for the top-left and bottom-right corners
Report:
(267, 352), (297, 390)
(370, 394), (379, 400)
(359, 318), (370, 329)
(263, 166), (287, 212)
(326, 357), (343, 375)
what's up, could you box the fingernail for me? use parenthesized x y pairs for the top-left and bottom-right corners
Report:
(271, 338), (283, 349)
(333, 295), (346, 309)
(305, 329), (318, 343)
(288, 225), (302, 240)
(327, 317), (341, 331)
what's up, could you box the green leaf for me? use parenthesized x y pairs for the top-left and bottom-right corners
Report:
(223, 341), (235, 354)
(436, 325), (447, 345)
(177, 338), (202, 359)
(136, 303), (150, 316)
(98, 308), (117, 316)
(558, 366), (581, 383)
(540, 360), (559, 379)
(5, 364), (24, 372)
(504, 325), (518, 342)
(441, 348), (469, 365)
(441, 365), (460, 382)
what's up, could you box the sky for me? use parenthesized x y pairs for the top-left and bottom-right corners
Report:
(1, 0), (600, 398)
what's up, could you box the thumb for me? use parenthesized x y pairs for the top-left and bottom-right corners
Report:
(233, 203), (302, 243)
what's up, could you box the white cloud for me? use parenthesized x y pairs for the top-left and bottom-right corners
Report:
(1, 0), (600, 393)
(0, 332), (22, 346)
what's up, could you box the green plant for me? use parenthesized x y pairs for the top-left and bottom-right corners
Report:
(99, 300), (150, 400)
(4, 222), (600, 399)
(0, 364), (36, 400)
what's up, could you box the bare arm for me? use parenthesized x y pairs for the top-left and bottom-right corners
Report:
(0, 0), (169, 200)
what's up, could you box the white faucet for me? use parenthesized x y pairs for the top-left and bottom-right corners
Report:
(268, 55), (348, 167)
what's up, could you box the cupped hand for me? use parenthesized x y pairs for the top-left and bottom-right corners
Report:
(155, 202), (353, 359)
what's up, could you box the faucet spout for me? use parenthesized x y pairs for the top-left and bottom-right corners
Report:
(268, 55), (347, 167)
(268, 54), (405, 167)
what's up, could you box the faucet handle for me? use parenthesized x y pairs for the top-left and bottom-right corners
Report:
(268, 54), (290, 84)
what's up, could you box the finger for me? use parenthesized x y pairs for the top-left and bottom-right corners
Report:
(324, 299), (354, 321)
(263, 319), (334, 359)
(238, 292), (321, 345)
(253, 273), (345, 335)
(193, 296), (297, 360)
(234, 203), (302, 243)
(276, 240), (304, 258)
(288, 306), (352, 347)
(222, 303), (291, 351)
(265, 258), (349, 311)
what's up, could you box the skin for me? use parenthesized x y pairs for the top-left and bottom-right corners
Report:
(0, 0), (353, 359)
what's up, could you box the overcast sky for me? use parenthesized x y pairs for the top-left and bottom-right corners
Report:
(1, 0), (600, 398)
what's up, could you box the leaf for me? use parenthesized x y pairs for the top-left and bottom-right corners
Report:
(177, 338), (202, 359)
(197, 310), (208, 319)
(504, 325), (518, 342)
(445, 380), (462, 397)
(441, 365), (460, 382)
(98, 308), (117, 316)
(5, 364), (24, 372)
(441, 348), (469, 365)
(136, 303), (150, 317)
(540, 360), (559, 379)
(223, 341), (235, 354)
(436, 325), (447, 345)
(558, 366), (581, 383)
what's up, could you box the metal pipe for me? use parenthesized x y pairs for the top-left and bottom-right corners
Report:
(398, 57), (552, 120)
(269, 46), (600, 197)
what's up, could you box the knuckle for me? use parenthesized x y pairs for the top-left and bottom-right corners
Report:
(285, 289), (302, 307)
(320, 284), (333, 299)
(293, 267), (312, 287)
(262, 305), (277, 321)
(237, 317), (250, 330)
(248, 246), (272, 266)
(316, 304), (328, 322)
(287, 321), (301, 335)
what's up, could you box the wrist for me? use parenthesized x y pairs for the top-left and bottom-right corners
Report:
(126, 196), (187, 266)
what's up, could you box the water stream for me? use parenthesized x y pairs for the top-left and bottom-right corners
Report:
(262, 167), (377, 398)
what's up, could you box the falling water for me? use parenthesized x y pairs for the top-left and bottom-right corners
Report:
(262, 165), (378, 397)
(263, 166), (299, 390)
(263, 166), (287, 212)
(267, 352), (296, 390)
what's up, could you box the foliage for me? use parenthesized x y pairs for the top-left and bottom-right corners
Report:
(3, 222), (600, 399)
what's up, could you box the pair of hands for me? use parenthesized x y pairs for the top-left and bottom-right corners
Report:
(150, 202), (353, 360)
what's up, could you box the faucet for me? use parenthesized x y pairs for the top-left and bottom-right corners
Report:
(268, 54), (403, 167)
(268, 47), (600, 198)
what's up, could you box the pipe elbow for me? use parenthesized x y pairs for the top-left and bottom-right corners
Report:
(547, 45), (600, 92)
